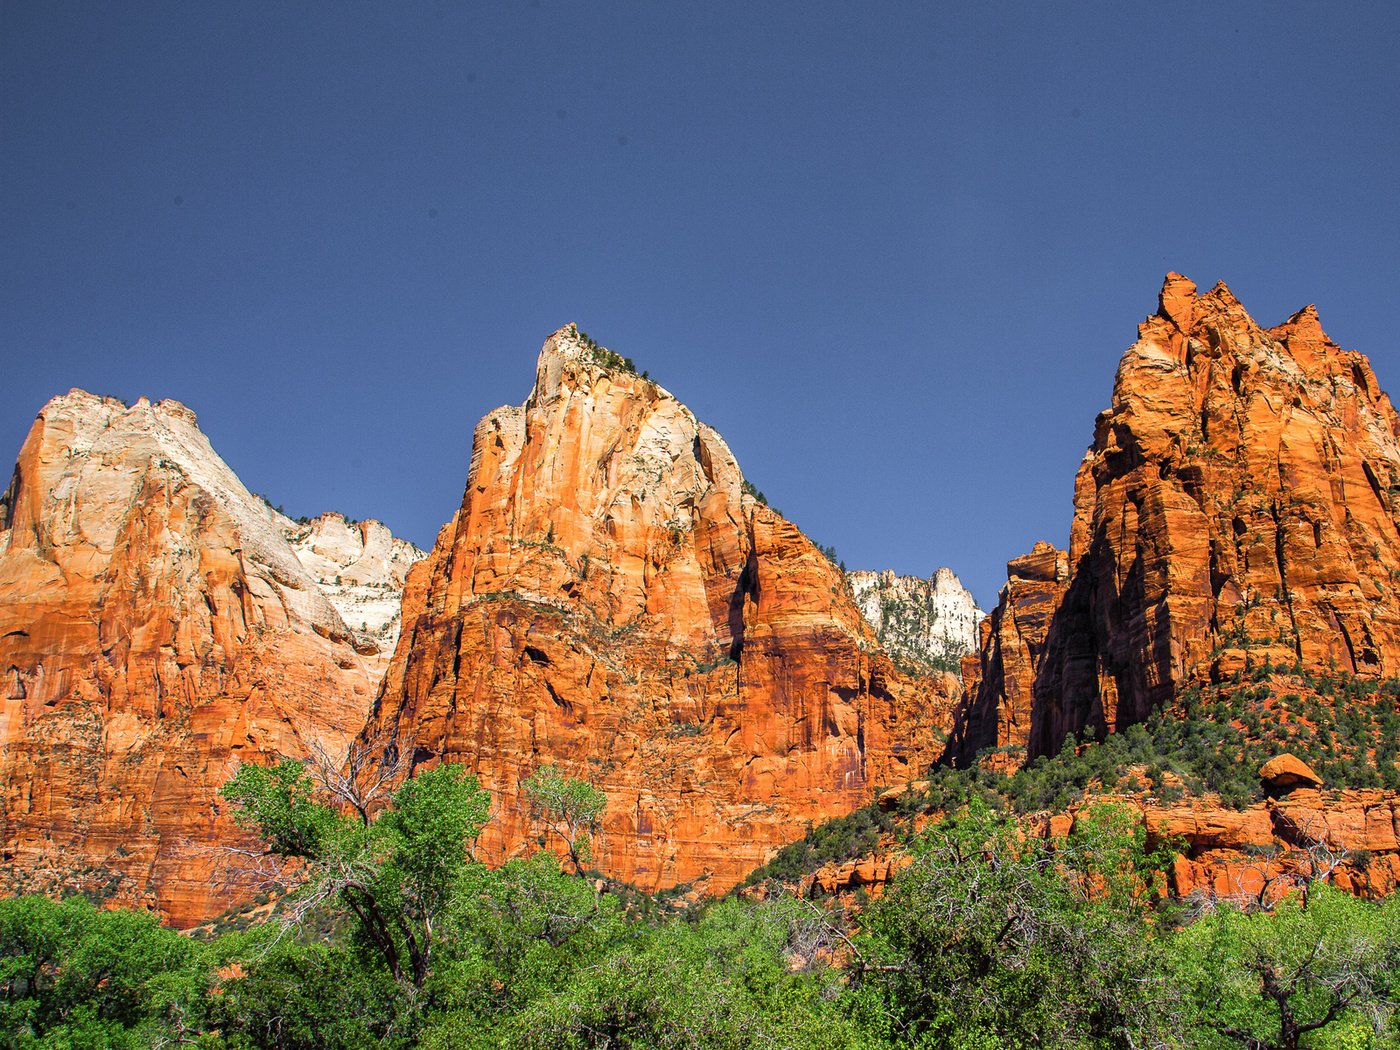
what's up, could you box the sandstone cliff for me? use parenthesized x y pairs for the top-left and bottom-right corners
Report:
(0, 392), (412, 925)
(784, 786), (1400, 905)
(283, 512), (423, 653)
(847, 567), (983, 676)
(361, 326), (956, 893)
(953, 274), (1400, 764)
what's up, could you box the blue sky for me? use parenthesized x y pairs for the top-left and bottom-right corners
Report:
(3, 2), (1397, 607)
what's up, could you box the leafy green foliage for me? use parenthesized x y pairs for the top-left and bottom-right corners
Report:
(213, 939), (415, 1050)
(222, 759), (339, 857)
(852, 800), (1178, 1049)
(740, 478), (769, 506)
(220, 759), (490, 990)
(522, 766), (607, 874)
(1167, 884), (1400, 1049)
(379, 763), (493, 921)
(13, 755), (1399, 1048)
(456, 895), (858, 1050)
(947, 668), (1400, 822)
(433, 853), (624, 1018)
(0, 895), (215, 1047)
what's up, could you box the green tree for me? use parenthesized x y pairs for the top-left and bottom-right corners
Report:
(475, 895), (856, 1050)
(221, 759), (489, 991)
(522, 766), (607, 874)
(852, 799), (1175, 1049)
(212, 938), (414, 1050)
(0, 894), (213, 1046)
(423, 852), (628, 1036)
(1168, 883), (1400, 1049)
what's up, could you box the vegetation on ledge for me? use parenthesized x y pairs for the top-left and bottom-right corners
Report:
(747, 665), (1400, 888)
(567, 324), (644, 378)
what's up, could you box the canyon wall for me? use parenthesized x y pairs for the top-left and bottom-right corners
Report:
(361, 326), (957, 893)
(953, 274), (1400, 763)
(0, 392), (416, 925)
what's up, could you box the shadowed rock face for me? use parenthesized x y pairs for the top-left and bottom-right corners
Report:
(0, 392), (408, 926)
(954, 274), (1400, 764)
(361, 326), (956, 893)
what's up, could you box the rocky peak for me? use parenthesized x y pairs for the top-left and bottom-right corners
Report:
(1156, 271), (1198, 331)
(361, 328), (954, 893)
(531, 323), (652, 406)
(952, 273), (1400, 765)
(846, 566), (983, 675)
(4, 391), (341, 628)
(0, 389), (408, 925)
(445, 330), (756, 636)
(1007, 542), (1068, 584)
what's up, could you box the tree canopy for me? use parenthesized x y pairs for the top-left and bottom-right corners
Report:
(3, 767), (1397, 1049)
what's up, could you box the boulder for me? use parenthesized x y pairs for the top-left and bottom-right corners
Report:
(1260, 754), (1324, 793)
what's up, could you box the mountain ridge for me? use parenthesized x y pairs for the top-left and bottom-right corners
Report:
(5, 272), (1400, 923)
(0, 390), (421, 924)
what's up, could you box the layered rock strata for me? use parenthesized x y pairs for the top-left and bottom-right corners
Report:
(953, 274), (1400, 763)
(361, 326), (956, 893)
(847, 567), (983, 675)
(788, 787), (1400, 904)
(0, 392), (410, 925)
(283, 513), (423, 653)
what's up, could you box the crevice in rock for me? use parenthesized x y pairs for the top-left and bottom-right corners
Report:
(1362, 460), (1387, 511)
(542, 677), (572, 716)
(0, 463), (19, 531)
(1269, 502), (1303, 660)
(726, 548), (758, 663)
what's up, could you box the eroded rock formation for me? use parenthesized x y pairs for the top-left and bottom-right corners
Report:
(787, 788), (1400, 905)
(953, 274), (1400, 763)
(361, 326), (956, 893)
(284, 513), (423, 653)
(0, 392), (412, 925)
(847, 567), (983, 676)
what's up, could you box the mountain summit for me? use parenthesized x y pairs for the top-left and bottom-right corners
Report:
(954, 274), (1400, 763)
(360, 327), (958, 892)
(0, 391), (419, 923)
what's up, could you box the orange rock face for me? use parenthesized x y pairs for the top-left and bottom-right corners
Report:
(0, 393), (396, 926)
(780, 789), (1400, 906)
(952, 274), (1400, 762)
(361, 326), (954, 893)
(1140, 789), (1400, 902)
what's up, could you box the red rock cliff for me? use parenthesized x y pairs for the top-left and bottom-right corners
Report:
(953, 274), (1400, 763)
(361, 326), (954, 893)
(0, 392), (395, 926)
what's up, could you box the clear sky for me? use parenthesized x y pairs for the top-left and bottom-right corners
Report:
(3, 2), (1398, 608)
